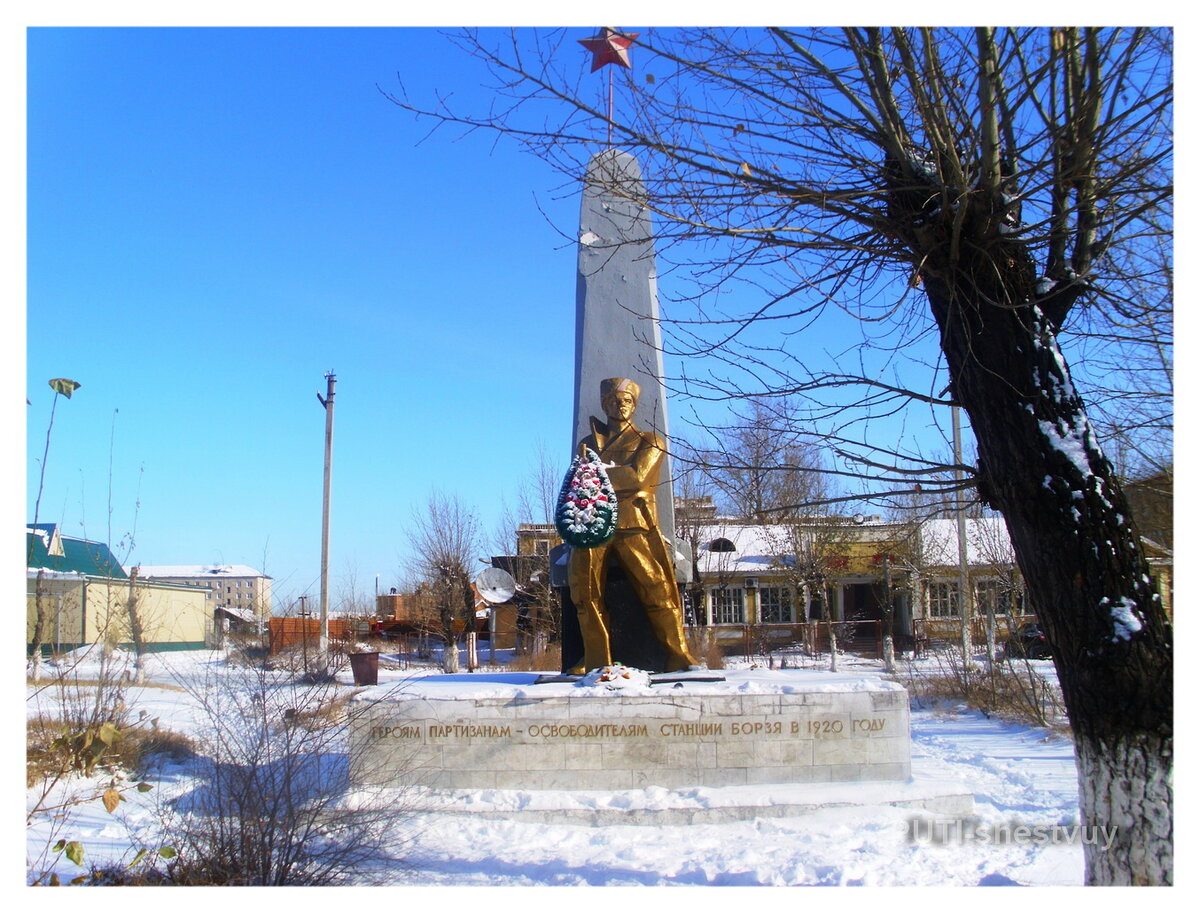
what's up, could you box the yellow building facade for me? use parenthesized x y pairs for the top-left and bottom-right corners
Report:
(27, 573), (212, 653)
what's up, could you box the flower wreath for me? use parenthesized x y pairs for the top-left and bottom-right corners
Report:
(554, 448), (618, 548)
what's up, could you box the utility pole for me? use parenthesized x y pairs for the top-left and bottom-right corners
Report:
(298, 595), (310, 675)
(317, 372), (337, 661)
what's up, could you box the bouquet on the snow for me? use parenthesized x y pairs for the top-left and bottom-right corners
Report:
(555, 448), (618, 548)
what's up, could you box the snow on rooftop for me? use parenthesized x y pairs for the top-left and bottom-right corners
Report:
(131, 564), (267, 579)
(216, 605), (263, 624)
(919, 518), (1014, 567)
(691, 518), (885, 576)
(686, 517), (1014, 576)
(26, 568), (86, 579)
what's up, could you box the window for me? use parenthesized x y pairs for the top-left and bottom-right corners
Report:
(683, 589), (704, 626)
(807, 588), (835, 621)
(759, 587), (793, 624)
(976, 580), (1025, 616)
(535, 539), (550, 556)
(928, 582), (959, 618)
(708, 537), (737, 553)
(713, 587), (745, 624)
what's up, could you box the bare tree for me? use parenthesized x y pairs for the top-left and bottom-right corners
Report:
(335, 558), (381, 628)
(28, 379), (82, 677)
(762, 519), (858, 672)
(491, 443), (565, 651)
(687, 403), (860, 669)
(687, 398), (841, 521)
(522, 440), (563, 527)
(1064, 227), (1173, 481)
(407, 491), (482, 673)
(671, 437), (721, 624)
(493, 441), (562, 550)
(393, 26), (1173, 884)
(122, 569), (148, 684)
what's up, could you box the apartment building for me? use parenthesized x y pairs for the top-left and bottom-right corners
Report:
(133, 564), (272, 619)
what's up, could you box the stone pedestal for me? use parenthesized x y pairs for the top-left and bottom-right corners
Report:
(350, 671), (912, 792)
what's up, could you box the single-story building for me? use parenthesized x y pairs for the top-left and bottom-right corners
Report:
(27, 524), (211, 654)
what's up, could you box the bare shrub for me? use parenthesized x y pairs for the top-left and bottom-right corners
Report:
(159, 654), (412, 885)
(900, 649), (1069, 733)
(123, 727), (198, 774)
(26, 647), (178, 882)
(27, 716), (70, 788)
(263, 641), (350, 682)
(26, 647), (136, 810)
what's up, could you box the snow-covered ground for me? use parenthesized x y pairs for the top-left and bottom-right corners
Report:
(26, 646), (1085, 886)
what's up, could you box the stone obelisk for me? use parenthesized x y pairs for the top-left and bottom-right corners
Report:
(572, 148), (677, 552)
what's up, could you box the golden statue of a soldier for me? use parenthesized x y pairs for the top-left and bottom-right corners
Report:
(565, 378), (699, 674)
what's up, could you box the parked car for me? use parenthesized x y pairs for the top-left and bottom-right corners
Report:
(1005, 622), (1052, 659)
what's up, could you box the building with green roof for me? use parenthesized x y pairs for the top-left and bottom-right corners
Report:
(26, 523), (127, 579)
(27, 524), (210, 655)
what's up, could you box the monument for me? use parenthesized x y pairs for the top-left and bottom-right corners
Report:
(347, 141), (970, 820)
(562, 377), (698, 674)
(556, 150), (696, 673)
(348, 34), (972, 825)
(570, 148), (677, 551)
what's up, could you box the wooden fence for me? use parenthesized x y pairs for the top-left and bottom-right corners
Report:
(268, 617), (359, 654)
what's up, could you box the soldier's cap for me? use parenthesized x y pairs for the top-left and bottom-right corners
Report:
(600, 377), (640, 401)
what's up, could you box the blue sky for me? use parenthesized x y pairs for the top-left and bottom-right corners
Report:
(24, 26), (602, 606)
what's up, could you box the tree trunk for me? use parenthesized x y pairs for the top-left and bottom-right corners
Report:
(441, 611), (460, 674)
(1075, 731), (1173, 885)
(984, 601), (997, 666)
(127, 571), (147, 685)
(820, 592), (839, 673)
(882, 562), (896, 673)
(920, 245), (1173, 885)
(28, 570), (48, 678)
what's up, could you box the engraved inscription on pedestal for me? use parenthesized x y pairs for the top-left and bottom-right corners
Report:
(351, 687), (911, 791)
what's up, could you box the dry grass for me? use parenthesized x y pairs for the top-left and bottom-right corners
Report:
(687, 629), (725, 670)
(262, 643), (349, 680)
(506, 643), (563, 673)
(123, 727), (198, 773)
(26, 715), (197, 786)
(26, 716), (70, 787)
(26, 676), (187, 691)
(897, 654), (1070, 734)
(281, 692), (352, 731)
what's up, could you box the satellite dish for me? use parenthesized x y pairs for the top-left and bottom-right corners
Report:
(474, 567), (517, 605)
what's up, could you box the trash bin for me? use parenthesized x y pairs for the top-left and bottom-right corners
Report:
(349, 651), (379, 686)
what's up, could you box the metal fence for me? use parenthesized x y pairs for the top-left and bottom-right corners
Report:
(915, 614), (1037, 648)
(688, 613), (1039, 662)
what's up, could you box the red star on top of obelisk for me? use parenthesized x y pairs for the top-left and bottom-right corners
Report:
(579, 27), (639, 72)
